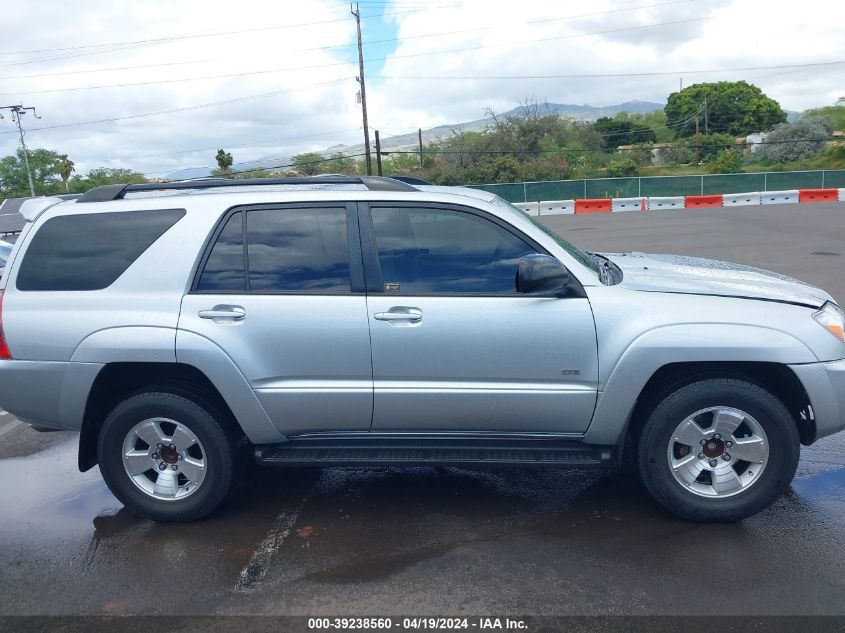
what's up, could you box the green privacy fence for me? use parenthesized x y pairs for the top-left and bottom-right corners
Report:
(467, 169), (845, 203)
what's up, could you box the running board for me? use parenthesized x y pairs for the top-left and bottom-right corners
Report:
(255, 437), (613, 468)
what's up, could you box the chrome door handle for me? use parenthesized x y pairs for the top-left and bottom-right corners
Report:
(374, 308), (422, 322)
(198, 306), (246, 320)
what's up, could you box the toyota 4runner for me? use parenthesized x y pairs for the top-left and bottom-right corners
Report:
(1, 176), (844, 523)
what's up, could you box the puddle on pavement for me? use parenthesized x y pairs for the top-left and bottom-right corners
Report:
(288, 463), (845, 586)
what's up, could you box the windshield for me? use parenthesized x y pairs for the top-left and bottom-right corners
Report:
(490, 196), (599, 274)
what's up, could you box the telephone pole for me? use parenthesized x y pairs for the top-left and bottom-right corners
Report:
(1, 104), (40, 197)
(374, 130), (383, 176)
(418, 128), (424, 170)
(351, 3), (372, 176)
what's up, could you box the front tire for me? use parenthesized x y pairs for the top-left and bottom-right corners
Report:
(637, 378), (799, 522)
(97, 390), (239, 522)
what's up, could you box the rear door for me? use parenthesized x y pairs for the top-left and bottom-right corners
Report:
(178, 202), (373, 436)
(361, 202), (599, 433)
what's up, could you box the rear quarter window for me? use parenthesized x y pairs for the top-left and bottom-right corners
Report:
(16, 208), (185, 291)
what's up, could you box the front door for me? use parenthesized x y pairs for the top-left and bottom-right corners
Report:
(362, 203), (599, 434)
(178, 203), (373, 436)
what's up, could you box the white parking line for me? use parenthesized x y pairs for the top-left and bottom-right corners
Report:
(0, 420), (22, 439)
(234, 497), (308, 592)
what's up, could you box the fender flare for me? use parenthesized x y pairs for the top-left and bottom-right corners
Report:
(582, 323), (818, 445)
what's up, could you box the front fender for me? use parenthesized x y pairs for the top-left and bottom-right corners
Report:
(582, 323), (817, 445)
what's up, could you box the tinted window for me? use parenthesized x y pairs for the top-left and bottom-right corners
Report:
(246, 207), (349, 292)
(196, 212), (245, 291)
(0, 242), (12, 268)
(370, 207), (537, 294)
(17, 209), (184, 291)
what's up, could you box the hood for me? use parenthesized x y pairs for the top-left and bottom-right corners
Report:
(602, 252), (832, 308)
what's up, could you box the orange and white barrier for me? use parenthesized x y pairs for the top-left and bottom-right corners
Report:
(685, 195), (723, 208)
(519, 188), (844, 217)
(538, 200), (575, 215)
(611, 197), (647, 212)
(647, 196), (685, 210)
(574, 198), (611, 214)
(762, 190), (799, 205)
(514, 202), (539, 216)
(799, 188), (839, 203)
(723, 192), (761, 206)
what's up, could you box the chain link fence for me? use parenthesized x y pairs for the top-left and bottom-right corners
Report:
(467, 169), (845, 203)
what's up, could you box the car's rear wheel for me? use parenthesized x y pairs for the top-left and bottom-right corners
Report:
(97, 390), (240, 522)
(638, 378), (800, 522)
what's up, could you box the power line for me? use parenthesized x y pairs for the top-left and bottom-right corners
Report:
(0, 5), (459, 63)
(0, 78), (351, 135)
(0, 16), (721, 98)
(375, 60), (845, 81)
(0, 0), (692, 81)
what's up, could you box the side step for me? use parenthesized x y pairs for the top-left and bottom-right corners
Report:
(255, 437), (613, 468)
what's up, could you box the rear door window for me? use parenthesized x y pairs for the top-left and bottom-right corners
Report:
(194, 206), (352, 293)
(16, 209), (185, 291)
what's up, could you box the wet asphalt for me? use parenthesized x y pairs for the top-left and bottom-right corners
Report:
(2, 202), (845, 618)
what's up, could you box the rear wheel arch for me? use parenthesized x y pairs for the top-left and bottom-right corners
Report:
(78, 362), (245, 472)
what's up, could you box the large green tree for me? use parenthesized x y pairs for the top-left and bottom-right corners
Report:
(66, 167), (147, 193)
(0, 148), (62, 197)
(215, 149), (233, 174)
(592, 117), (657, 150)
(665, 81), (786, 137)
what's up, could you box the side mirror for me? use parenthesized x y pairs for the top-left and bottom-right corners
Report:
(516, 254), (570, 296)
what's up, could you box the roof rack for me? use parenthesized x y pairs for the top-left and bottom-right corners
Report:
(76, 175), (418, 203)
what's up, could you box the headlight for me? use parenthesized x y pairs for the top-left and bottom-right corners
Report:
(813, 301), (845, 342)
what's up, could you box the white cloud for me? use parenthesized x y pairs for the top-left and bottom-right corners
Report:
(1, 0), (843, 177)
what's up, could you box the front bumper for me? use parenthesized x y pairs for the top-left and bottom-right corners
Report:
(790, 359), (845, 442)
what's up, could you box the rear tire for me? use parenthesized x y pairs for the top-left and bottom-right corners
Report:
(97, 390), (240, 522)
(637, 378), (799, 522)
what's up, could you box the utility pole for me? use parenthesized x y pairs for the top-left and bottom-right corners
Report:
(418, 128), (424, 171)
(374, 130), (383, 176)
(351, 3), (372, 176)
(703, 95), (709, 134)
(0, 104), (40, 197)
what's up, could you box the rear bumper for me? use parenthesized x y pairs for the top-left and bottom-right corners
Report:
(0, 360), (103, 430)
(790, 359), (845, 442)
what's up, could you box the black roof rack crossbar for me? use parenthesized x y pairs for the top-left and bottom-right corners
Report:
(76, 175), (418, 203)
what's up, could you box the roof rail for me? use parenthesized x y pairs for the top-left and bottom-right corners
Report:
(76, 175), (418, 203)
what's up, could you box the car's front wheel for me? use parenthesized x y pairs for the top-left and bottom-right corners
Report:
(638, 378), (800, 522)
(97, 389), (240, 522)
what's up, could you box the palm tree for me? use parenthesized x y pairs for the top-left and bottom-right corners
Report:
(57, 154), (75, 191)
(215, 149), (233, 174)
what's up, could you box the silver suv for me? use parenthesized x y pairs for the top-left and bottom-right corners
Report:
(1, 176), (844, 523)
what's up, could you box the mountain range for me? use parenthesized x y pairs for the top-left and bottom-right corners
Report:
(165, 100), (664, 180)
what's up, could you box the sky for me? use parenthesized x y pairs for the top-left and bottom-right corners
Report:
(1, 0), (843, 178)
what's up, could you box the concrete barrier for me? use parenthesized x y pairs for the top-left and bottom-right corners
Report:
(685, 194), (723, 208)
(514, 202), (539, 216)
(723, 192), (761, 206)
(799, 188), (839, 203)
(761, 190), (799, 205)
(611, 197), (646, 212)
(575, 198), (612, 214)
(840, 188), (845, 202)
(647, 196), (685, 210)
(538, 199), (575, 215)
